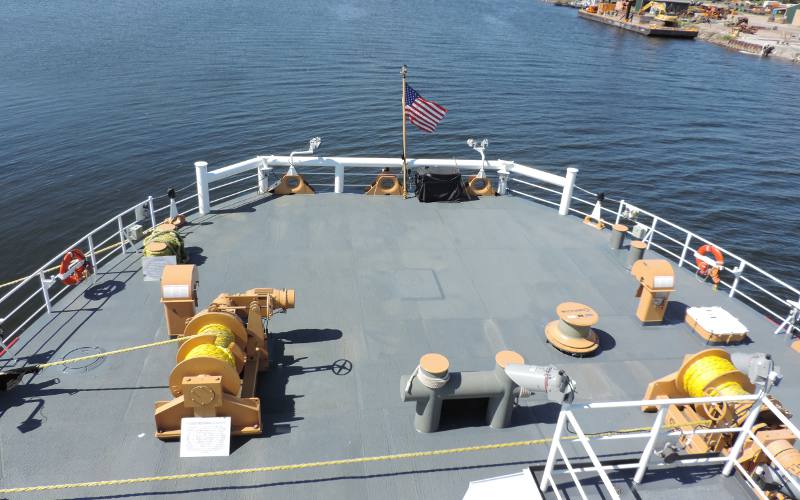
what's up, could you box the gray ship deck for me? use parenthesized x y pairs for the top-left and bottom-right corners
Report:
(2, 192), (796, 499)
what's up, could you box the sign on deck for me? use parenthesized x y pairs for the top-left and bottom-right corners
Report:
(179, 417), (231, 458)
(142, 255), (177, 281)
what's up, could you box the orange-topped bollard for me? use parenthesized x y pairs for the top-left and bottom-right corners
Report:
(610, 223), (629, 250)
(545, 302), (600, 355)
(419, 353), (450, 379)
(495, 350), (524, 368)
(627, 240), (647, 269)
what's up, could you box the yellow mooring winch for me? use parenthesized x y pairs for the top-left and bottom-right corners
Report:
(643, 348), (800, 493)
(154, 272), (295, 439)
(643, 349), (756, 432)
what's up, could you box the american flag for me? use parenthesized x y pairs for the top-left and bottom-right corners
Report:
(405, 84), (447, 133)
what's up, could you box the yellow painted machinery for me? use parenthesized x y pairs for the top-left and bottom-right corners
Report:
(154, 287), (295, 439)
(643, 349), (800, 497)
(643, 349), (755, 449)
(366, 172), (403, 195)
(271, 173), (315, 195)
(640, 1), (679, 25)
(631, 259), (674, 323)
(269, 137), (320, 195)
(160, 264), (199, 338)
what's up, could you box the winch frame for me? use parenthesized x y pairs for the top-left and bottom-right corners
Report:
(154, 287), (295, 439)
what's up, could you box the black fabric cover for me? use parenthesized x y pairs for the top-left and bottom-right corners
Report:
(414, 168), (477, 203)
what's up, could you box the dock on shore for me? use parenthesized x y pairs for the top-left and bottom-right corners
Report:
(578, 10), (699, 38)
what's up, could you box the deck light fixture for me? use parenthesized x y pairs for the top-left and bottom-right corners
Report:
(466, 138), (489, 178)
(288, 136), (322, 176)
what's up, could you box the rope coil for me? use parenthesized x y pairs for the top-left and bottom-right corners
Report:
(682, 355), (748, 399)
(185, 344), (235, 369)
(197, 323), (235, 349)
(404, 365), (450, 394)
(187, 323), (237, 368)
(143, 229), (185, 259)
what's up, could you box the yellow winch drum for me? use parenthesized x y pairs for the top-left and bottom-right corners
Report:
(681, 354), (750, 399)
(196, 323), (236, 349)
(184, 343), (235, 369)
(674, 349), (754, 397)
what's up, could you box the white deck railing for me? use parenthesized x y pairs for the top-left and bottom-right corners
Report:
(561, 192), (800, 336)
(193, 155), (578, 217)
(1, 152), (798, 357)
(539, 393), (800, 500)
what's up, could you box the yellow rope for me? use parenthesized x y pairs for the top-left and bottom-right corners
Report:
(197, 323), (235, 349)
(682, 355), (749, 398)
(36, 337), (186, 369)
(185, 343), (235, 368)
(0, 419), (712, 494)
(143, 229), (183, 257)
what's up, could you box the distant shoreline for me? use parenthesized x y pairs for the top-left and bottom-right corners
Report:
(696, 19), (800, 64)
(559, 1), (800, 65)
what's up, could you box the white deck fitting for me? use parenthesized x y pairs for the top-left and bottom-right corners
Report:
(463, 468), (542, 500)
(687, 306), (749, 335)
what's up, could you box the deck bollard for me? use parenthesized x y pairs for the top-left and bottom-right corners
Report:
(400, 351), (574, 433)
(488, 350), (526, 428)
(402, 353), (451, 433)
(627, 240), (647, 269)
(609, 223), (629, 250)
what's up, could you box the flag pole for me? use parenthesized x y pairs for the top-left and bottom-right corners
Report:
(401, 65), (408, 198)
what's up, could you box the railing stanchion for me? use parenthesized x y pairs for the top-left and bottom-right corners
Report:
(558, 167), (579, 216)
(634, 405), (667, 484)
(646, 217), (658, 250)
(565, 410), (620, 499)
(147, 196), (156, 229)
(678, 233), (693, 268)
(723, 391), (766, 476)
(195, 161), (211, 215)
(729, 261), (746, 298)
(117, 216), (127, 254)
(334, 162), (344, 194)
(615, 199), (625, 225)
(87, 234), (98, 282)
(497, 161), (512, 196)
(257, 159), (268, 194)
(39, 271), (52, 314)
(540, 408), (568, 492)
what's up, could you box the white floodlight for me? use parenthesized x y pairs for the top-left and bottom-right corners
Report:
(288, 136), (323, 175)
(466, 137), (489, 178)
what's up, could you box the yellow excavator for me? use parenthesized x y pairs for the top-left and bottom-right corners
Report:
(640, 1), (679, 26)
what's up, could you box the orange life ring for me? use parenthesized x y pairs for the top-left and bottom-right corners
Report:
(695, 244), (723, 284)
(59, 248), (90, 286)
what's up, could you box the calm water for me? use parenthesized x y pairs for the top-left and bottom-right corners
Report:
(1, 0), (798, 299)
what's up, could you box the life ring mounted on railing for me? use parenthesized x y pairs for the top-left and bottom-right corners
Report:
(465, 176), (495, 197)
(59, 248), (92, 286)
(695, 244), (724, 285)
